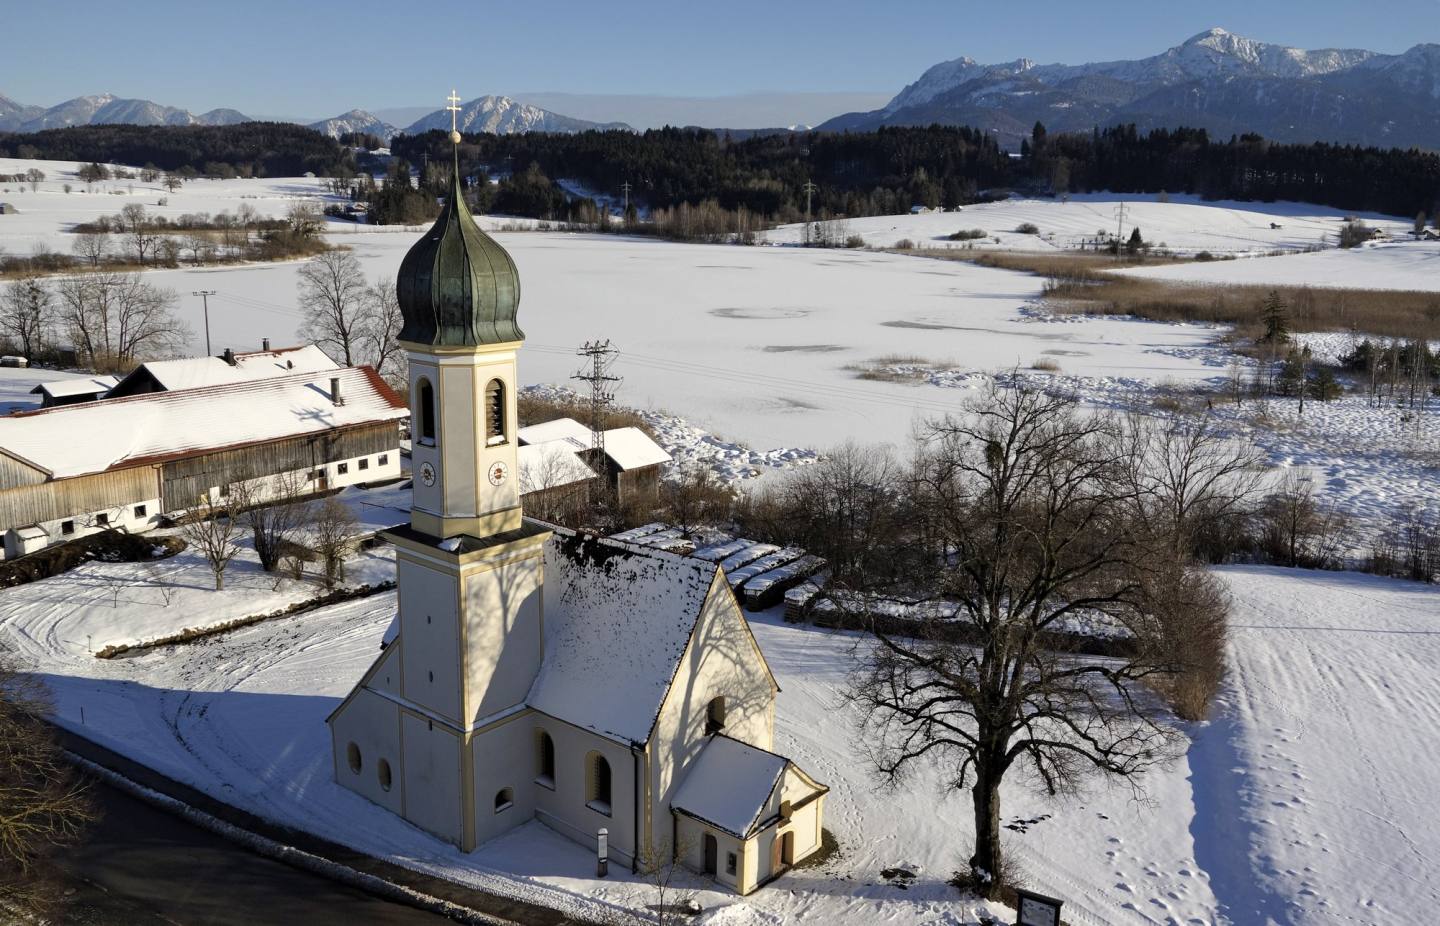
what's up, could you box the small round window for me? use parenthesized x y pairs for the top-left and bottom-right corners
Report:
(378, 758), (393, 792)
(346, 741), (362, 774)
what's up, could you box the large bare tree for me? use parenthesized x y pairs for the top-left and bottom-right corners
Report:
(0, 648), (97, 917)
(179, 487), (243, 590)
(362, 275), (405, 382)
(298, 249), (370, 366)
(54, 272), (189, 370)
(231, 472), (313, 573)
(0, 276), (54, 362)
(847, 386), (1192, 898)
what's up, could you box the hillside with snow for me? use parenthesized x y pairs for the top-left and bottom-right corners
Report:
(402, 95), (632, 136)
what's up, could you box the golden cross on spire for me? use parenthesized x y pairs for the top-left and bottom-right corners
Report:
(446, 90), (463, 143)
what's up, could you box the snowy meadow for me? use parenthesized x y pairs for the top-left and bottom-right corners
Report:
(4, 157), (1440, 924)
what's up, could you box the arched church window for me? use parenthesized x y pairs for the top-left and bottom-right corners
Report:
(586, 752), (612, 815)
(378, 758), (392, 792)
(706, 695), (727, 735)
(494, 787), (514, 813)
(417, 377), (436, 446)
(485, 378), (506, 446)
(536, 730), (556, 787)
(346, 742), (362, 774)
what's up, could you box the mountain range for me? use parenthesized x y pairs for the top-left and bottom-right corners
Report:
(819, 28), (1440, 149)
(0, 92), (630, 142)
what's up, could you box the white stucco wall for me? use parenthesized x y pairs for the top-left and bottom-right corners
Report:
(396, 553), (462, 723)
(648, 576), (777, 855)
(532, 717), (638, 867)
(329, 687), (404, 816)
(468, 712), (539, 847)
(460, 549), (544, 723)
(401, 711), (463, 846)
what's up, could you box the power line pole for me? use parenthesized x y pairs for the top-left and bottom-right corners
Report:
(572, 340), (622, 469)
(802, 180), (818, 245)
(192, 290), (216, 356)
(1113, 203), (1129, 262)
(621, 181), (632, 213)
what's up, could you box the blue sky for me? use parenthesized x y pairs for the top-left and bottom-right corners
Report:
(5, 0), (1438, 123)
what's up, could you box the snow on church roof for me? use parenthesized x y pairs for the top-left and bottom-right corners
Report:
(0, 366), (404, 479)
(671, 736), (788, 838)
(527, 531), (719, 744)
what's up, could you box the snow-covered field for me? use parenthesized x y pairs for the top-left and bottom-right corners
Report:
(767, 192), (1412, 257)
(1113, 239), (1440, 292)
(9, 541), (1437, 925)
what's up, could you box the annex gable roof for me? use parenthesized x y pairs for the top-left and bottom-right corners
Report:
(0, 366), (404, 479)
(527, 530), (722, 744)
(601, 426), (671, 470)
(516, 417), (592, 450)
(671, 735), (788, 838)
(517, 439), (598, 492)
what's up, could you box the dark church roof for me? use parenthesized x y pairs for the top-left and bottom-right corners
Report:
(396, 154), (523, 347)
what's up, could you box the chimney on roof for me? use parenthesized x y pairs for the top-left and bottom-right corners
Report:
(262, 337), (271, 352)
(222, 347), (236, 366)
(330, 376), (344, 406)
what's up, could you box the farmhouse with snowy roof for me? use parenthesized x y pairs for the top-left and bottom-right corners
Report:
(0, 364), (404, 560)
(327, 126), (827, 894)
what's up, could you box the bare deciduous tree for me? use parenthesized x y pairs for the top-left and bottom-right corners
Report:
(657, 464), (735, 540)
(635, 836), (697, 926)
(119, 203), (160, 265)
(0, 648), (97, 917)
(363, 275), (405, 382)
(847, 386), (1186, 898)
(71, 231), (110, 268)
(179, 488), (243, 590)
(231, 472), (313, 573)
(0, 275), (54, 362)
(310, 495), (359, 590)
(54, 272), (190, 370)
(298, 249), (370, 366)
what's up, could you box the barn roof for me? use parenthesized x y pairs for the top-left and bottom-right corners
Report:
(601, 426), (671, 470)
(516, 417), (592, 449)
(29, 375), (118, 400)
(109, 345), (338, 395)
(527, 530), (720, 744)
(0, 366), (404, 479)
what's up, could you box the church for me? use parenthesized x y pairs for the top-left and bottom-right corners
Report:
(327, 117), (827, 895)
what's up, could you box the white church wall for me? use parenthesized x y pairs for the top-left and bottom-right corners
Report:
(533, 717), (637, 867)
(648, 576), (777, 854)
(408, 355), (442, 517)
(460, 548), (544, 723)
(401, 711), (464, 847)
(397, 553), (463, 723)
(676, 816), (743, 891)
(330, 688), (403, 816)
(468, 712), (539, 846)
(468, 349), (521, 517)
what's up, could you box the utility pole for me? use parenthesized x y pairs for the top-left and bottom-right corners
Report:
(621, 181), (632, 214)
(1113, 202), (1129, 262)
(802, 180), (818, 245)
(192, 290), (216, 356)
(572, 340), (622, 469)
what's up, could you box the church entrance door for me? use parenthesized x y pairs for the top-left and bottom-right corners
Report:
(703, 834), (718, 875)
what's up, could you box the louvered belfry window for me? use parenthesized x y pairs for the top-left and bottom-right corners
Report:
(485, 378), (506, 446)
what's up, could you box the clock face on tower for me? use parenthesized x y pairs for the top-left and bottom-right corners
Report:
(488, 461), (509, 486)
(419, 461), (436, 487)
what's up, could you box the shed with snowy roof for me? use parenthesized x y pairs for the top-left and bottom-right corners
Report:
(516, 416), (671, 505)
(29, 375), (118, 407)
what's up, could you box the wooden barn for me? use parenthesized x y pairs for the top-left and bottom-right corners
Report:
(29, 375), (119, 408)
(515, 418), (671, 506)
(0, 366), (405, 560)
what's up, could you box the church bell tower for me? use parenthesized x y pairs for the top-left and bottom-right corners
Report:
(357, 93), (551, 850)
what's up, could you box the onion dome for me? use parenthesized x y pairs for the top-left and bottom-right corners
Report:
(397, 154), (523, 347)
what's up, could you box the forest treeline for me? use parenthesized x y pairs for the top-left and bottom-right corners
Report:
(0, 123), (353, 178)
(393, 123), (1440, 223)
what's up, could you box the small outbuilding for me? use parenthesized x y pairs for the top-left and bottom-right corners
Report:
(29, 376), (119, 408)
(0, 203), (18, 215)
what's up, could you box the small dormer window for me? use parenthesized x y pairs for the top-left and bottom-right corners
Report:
(485, 378), (506, 446)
